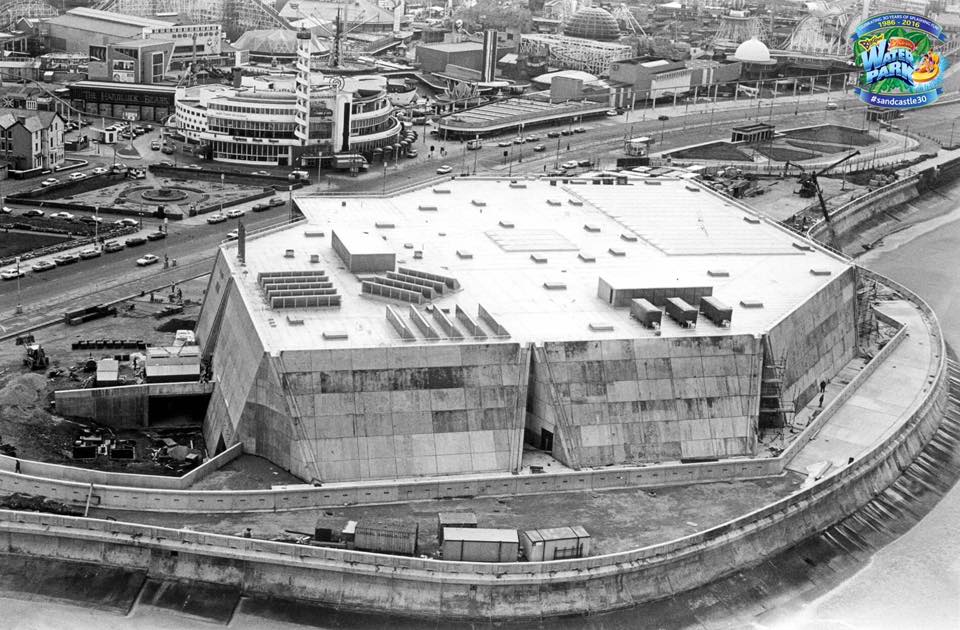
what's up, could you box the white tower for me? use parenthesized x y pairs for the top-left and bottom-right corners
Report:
(294, 27), (313, 145)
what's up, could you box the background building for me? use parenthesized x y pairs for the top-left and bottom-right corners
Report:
(0, 108), (64, 172)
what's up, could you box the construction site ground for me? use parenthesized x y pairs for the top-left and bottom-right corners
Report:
(0, 276), (209, 473)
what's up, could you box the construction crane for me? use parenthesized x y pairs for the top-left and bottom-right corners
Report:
(786, 150), (861, 224)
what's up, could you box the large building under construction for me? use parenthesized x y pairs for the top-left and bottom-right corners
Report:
(195, 176), (857, 483)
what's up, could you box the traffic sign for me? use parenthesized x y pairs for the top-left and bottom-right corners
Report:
(123, 111), (138, 122)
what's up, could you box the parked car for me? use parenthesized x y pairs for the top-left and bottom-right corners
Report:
(185, 164), (201, 170)
(525, 135), (540, 142)
(40, 178), (59, 187)
(825, 101), (838, 110)
(206, 213), (227, 224)
(125, 236), (147, 247)
(68, 172), (86, 180)
(268, 197), (285, 207)
(436, 165), (453, 175)
(251, 170), (270, 176)
(561, 160), (579, 170)
(31, 260), (56, 272)
(92, 167), (109, 175)
(573, 127), (586, 134)
(78, 247), (102, 259)
(49, 212), (75, 220)
(252, 203), (270, 213)
(114, 218), (138, 227)
(53, 252), (80, 265)
(226, 208), (245, 218)
(405, 148), (418, 158)
(560, 129), (573, 136)
(1, 268), (25, 280)
(226, 229), (239, 240)
(658, 114), (670, 121)
(79, 215), (103, 224)
(103, 240), (124, 253)
(497, 141), (512, 147)
(533, 144), (546, 152)
(606, 110), (619, 116)
(0, 206), (11, 214)
(136, 253), (159, 266)
(22, 209), (44, 217)
(547, 131), (561, 138)
(513, 137), (525, 144)
(161, 147), (174, 154)
(150, 141), (161, 150)
(146, 231), (167, 241)
(577, 159), (593, 167)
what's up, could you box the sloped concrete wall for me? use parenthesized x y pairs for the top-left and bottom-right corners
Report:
(766, 266), (857, 412)
(277, 343), (530, 482)
(527, 336), (762, 467)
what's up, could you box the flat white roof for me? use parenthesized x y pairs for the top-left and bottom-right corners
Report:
(220, 178), (849, 351)
(443, 527), (519, 543)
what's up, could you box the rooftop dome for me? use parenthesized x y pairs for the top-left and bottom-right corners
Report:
(733, 37), (774, 64)
(564, 7), (621, 42)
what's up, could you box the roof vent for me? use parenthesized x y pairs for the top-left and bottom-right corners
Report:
(583, 224), (600, 233)
(323, 331), (348, 340)
(547, 199), (562, 206)
(499, 220), (515, 228)
(304, 229), (325, 238)
(403, 243), (414, 249)
(472, 199), (487, 207)
(578, 252), (596, 263)
(707, 269), (729, 277)
(620, 233), (637, 242)
(418, 204), (438, 211)
(568, 199), (583, 206)
(543, 282), (567, 290)
(433, 188), (451, 194)
(456, 249), (473, 259)
(375, 221), (395, 228)
(743, 216), (761, 225)
(685, 185), (700, 192)
(608, 247), (625, 257)
(644, 180), (662, 186)
(309, 254), (320, 263)
(793, 242), (813, 251)
(810, 268), (832, 276)
(589, 322), (614, 332)
(530, 254), (547, 264)
(740, 299), (764, 309)
(286, 315), (304, 326)
(509, 182), (527, 189)
(569, 180), (587, 185)
(284, 249), (295, 258)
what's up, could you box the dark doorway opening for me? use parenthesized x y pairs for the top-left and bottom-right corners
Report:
(539, 429), (553, 452)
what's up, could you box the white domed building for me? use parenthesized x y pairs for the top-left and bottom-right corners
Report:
(730, 37), (777, 78)
(520, 6), (633, 76)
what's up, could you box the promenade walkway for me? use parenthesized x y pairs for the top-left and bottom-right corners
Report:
(788, 299), (939, 475)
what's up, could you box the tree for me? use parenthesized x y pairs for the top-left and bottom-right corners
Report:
(454, 0), (532, 33)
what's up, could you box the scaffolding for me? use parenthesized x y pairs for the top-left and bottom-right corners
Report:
(519, 33), (632, 76)
(0, 0), (58, 29)
(96, 0), (290, 39)
(759, 336), (794, 431)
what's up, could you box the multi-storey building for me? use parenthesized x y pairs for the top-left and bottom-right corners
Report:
(0, 108), (65, 172)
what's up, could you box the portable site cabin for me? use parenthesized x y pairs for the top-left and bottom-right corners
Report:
(437, 512), (477, 543)
(520, 526), (591, 562)
(441, 527), (518, 562)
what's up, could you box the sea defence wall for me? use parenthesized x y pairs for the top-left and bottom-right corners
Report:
(0, 287), (945, 619)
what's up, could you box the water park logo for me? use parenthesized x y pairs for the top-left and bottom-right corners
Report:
(851, 13), (949, 109)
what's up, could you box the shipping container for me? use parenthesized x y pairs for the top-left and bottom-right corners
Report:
(353, 519), (419, 556)
(629, 298), (662, 329)
(442, 528), (519, 562)
(665, 297), (698, 327)
(437, 512), (477, 543)
(521, 526), (591, 562)
(700, 295), (733, 327)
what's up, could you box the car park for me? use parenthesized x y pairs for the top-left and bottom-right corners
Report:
(40, 178), (59, 187)
(22, 209), (43, 217)
(31, 260), (55, 272)
(146, 231), (167, 241)
(268, 197), (285, 207)
(79, 247), (102, 259)
(226, 208), (245, 218)
(206, 213), (227, 224)
(561, 160), (579, 169)
(125, 236), (147, 247)
(226, 229), (239, 240)
(1, 268), (25, 280)
(533, 144), (546, 152)
(436, 165), (453, 175)
(49, 212), (75, 220)
(53, 252), (80, 265)
(136, 253), (159, 266)
(252, 203), (270, 212)
(103, 240), (124, 253)
(68, 172), (86, 180)
(92, 167), (109, 175)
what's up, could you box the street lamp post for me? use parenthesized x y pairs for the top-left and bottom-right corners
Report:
(950, 120), (957, 148)
(15, 256), (22, 314)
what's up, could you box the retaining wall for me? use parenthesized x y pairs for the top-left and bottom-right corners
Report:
(54, 381), (214, 428)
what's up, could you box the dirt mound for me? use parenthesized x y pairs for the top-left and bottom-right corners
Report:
(155, 318), (197, 333)
(0, 373), (47, 420)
